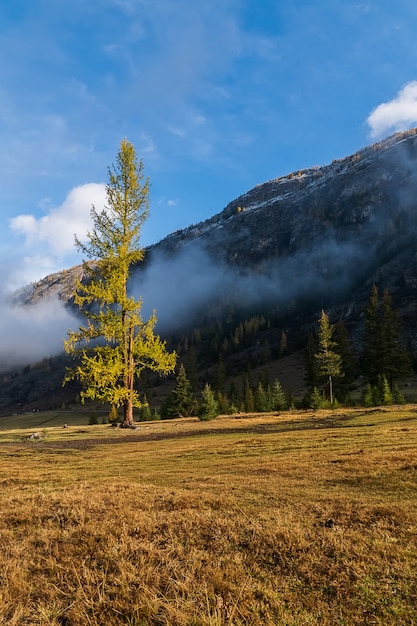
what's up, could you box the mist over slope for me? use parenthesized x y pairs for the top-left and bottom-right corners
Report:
(135, 128), (417, 336)
(5, 128), (417, 376)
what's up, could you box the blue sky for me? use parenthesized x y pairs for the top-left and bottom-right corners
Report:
(2, 0), (417, 289)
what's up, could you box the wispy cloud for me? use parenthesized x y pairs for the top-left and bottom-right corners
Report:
(0, 296), (79, 369)
(367, 81), (417, 139)
(9, 183), (106, 254)
(3, 0), (417, 299)
(7, 183), (106, 288)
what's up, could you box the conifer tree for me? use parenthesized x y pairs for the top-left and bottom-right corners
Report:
(378, 374), (393, 406)
(361, 374), (403, 407)
(198, 384), (219, 421)
(362, 383), (374, 408)
(271, 379), (288, 411)
(314, 310), (343, 403)
(380, 289), (412, 385)
(363, 284), (380, 381)
(214, 356), (225, 393)
(64, 139), (176, 427)
(392, 383), (405, 404)
(309, 386), (324, 410)
(243, 376), (255, 412)
(139, 394), (153, 421)
(216, 390), (230, 414)
(228, 379), (238, 407)
(166, 363), (196, 417)
(363, 285), (411, 386)
(279, 331), (288, 357)
(254, 381), (271, 412)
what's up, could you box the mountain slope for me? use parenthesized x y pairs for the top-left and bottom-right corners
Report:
(5, 129), (417, 412)
(19, 128), (417, 319)
(140, 128), (417, 335)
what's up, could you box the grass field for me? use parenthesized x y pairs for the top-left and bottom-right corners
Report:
(1, 406), (416, 625)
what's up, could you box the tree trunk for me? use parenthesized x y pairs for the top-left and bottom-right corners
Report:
(121, 322), (136, 428)
(121, 398), (134, 428)
(329, 375), (333, 404)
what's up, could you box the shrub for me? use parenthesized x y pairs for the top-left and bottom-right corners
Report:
(88, 412), (98, 425)
(108, 405), (119, 424)
(139, 402), (153, 422)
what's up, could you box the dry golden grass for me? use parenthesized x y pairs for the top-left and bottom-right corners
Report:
(1, 407), (416, 625)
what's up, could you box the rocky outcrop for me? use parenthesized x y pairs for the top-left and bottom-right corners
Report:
(14, 265), (86, 307)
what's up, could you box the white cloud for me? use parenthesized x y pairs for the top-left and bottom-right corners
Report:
(9, 183), (106, 255)
(157, 196), (178, 208)
(5, 183), (107, 289)
(367, 81), (417, 139)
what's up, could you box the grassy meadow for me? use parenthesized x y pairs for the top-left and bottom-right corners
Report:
(0, 406), (416, 625)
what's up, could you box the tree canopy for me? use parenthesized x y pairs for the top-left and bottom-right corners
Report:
(64, 139), (176, 426)
(164, 363), (196, 418)
(363, 285), (411, 386)
(314, 310), (343, 403)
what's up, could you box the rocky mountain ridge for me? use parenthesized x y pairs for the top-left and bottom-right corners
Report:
(143, 128), (417, 345)
(5, 128), (417, 414)
(152, 128), (417, 266)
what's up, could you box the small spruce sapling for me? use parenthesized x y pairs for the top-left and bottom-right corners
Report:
(198, 384), (219, 421)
